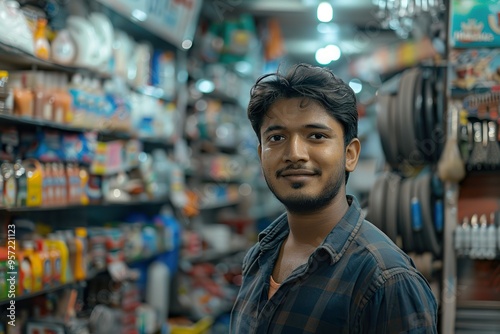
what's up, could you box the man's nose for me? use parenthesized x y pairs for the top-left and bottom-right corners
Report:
(283, 136), (308, 162)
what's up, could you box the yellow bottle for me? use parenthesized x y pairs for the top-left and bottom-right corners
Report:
(47, 239), (61, 285)
(47, 233), (69, 284)
(24, 159), (43, 207)
(36, 239), (52, 289)
(21, 240), (42, 292)
(34, 18), (50, 60)
(74, 227), (88, 281)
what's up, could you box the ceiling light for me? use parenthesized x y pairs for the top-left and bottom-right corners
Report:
(131, 9), (147, 22)
(196, 79), (215, 93)
(317, 23), (339, 34)
(315, 47), (331, 65)
(317, 2), (333, 23)
(182, 39), (193, 49)
(235, 61), (252, 75)
(349, 78), (362, 94)
(324, 44), (341, 61)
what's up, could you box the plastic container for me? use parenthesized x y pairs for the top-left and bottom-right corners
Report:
(146, 261), (170, 330)
(21, 240), (42, 291)
(169, 317), (213, 334)
(0, 70), (11, 114)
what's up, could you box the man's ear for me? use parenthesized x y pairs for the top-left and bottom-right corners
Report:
(345, 138), (361, 172)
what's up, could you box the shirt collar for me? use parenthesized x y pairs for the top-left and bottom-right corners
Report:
(257, 195), (365, 263)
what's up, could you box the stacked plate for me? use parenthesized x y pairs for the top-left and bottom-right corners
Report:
(376, 67), (446, 168)
(367, 171), (443, 257)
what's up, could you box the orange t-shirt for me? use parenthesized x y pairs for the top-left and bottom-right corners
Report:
(268, 275), (281, 299)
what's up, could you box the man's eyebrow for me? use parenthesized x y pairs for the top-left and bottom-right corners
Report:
(304, 123), (332, 131)
(262, 123), (333, 135)
(262, 125), (285, 135)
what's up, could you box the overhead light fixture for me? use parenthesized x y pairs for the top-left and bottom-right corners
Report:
(317, 2), (333, 23)
(315, 47), (331, 65)
(131, 9), (147, 22)
(315, 44), (342, 65)
(324, 44), (341, 61)
(317, 22), (339, 34)
(349, 78), (362, 94)
(196, 79), (215, 93)
(182, 39), (193, 50)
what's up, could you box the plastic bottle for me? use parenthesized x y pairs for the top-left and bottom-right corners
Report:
(79, 166), (89, 205)
(0, 70), (11, 114)
(52, 73), (64, 124)
(14, 159), (27, 207)
(51, 29), (76, 65)
(74, 227), (88, 281)
(21, 240), (42, 291)
(58, 74), (73, 124)
(68, 73), (84, 127)
(35, 238), (52, 288)
(0, 247), (8, 299)
(43, 72), (55, 121)
(17, 248), (32, 295)
(11, 72), (34, 117)
(34, 18), (50, 60)
(1, 162), (17, 208)
(146, 261), (170, 330)
(25, 158), (43, 207)
(44, 239), (62, 285)
(42, 162), (53, 207)
(32, 71), (46, 119)
(61, 230), (76, 283)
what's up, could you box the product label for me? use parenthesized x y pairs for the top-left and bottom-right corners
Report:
(450, 0), (500, 48)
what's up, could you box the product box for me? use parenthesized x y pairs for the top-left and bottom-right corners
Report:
(450, 0), (500, 48)
(449, 48), (500, 91)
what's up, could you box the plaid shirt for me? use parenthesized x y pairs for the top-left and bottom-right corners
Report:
(230, 196), (438, 334)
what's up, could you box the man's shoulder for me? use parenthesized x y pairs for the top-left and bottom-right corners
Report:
(352, 219), (415, 274)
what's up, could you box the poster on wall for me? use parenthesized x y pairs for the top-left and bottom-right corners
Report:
(96, 0), (202, 49)
(450, 0), (500, 48)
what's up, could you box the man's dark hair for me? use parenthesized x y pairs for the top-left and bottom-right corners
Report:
(248, 63), (358, 146)
(247, 63), (358, 183)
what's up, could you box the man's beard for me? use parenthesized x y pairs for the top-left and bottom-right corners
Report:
(264, 165), (345, 214)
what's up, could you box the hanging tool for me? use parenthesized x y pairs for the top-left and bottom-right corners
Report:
(486, 121), (500, 169)
(437, 104), (465, 182)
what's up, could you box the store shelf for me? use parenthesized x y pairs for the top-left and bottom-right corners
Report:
(0, 198), (170, 213)
(0, 113), (96, 133)
(134, 85), (174, 102)
(0, 250), (173, 306)
(199, 199), (239, 211)
(0, 41), (103, 76)
(0, 282), (79, 306)
(0, 113), (174, 148)
(0, 42), (176, 105)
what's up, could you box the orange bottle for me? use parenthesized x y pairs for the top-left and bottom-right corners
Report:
(11, 73), (34, 117)
(34, 18), (50, 60)
(53, 74), (73, 124)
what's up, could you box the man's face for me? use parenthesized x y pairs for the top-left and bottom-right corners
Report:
(258, 98), (359, 214)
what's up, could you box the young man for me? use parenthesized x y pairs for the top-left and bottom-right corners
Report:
(230, 64), (438, 333)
